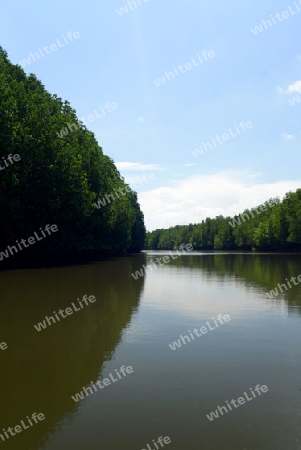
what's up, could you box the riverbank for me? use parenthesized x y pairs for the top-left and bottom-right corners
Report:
(0, 249), (144, 271)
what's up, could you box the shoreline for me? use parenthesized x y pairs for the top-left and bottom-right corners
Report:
(1, 249), (300, 272)
(0, 250), (144, 272)
(143, 249), (301, 254)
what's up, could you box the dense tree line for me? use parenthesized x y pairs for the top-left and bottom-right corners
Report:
(146, 190), (301, 251)
(0, 47), (145, 264)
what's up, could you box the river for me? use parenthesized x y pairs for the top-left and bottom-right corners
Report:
(1, 252), (301, 450)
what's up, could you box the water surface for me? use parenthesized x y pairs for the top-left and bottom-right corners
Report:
(1, 253), (301, 450)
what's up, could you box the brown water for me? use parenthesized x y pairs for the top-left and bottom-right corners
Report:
(0, 253), (301, 450)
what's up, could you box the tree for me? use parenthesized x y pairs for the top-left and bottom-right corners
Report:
(0, 47), (145, 263)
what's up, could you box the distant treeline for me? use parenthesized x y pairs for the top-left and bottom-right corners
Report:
(146, 189), (301, 251)
(0, 47), (145, 263)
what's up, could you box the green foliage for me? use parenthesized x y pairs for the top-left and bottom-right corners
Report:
(0, 47), (145, 258)
(146, 191), (301, 252)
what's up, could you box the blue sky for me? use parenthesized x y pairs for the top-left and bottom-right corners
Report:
(1, 0), (301, 230)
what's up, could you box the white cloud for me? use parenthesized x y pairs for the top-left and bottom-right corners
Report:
(277, 80), (301, 95)
(115, 162), (163, 171)
(138, 171), (301, 231)
(281, 133), (294, 140)
(287, 80), (301, 93)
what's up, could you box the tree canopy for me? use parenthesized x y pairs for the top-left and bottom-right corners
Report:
(0, 47), (145, 263)
(146, 190), (301, 252)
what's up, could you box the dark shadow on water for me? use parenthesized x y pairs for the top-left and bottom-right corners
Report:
(0, 253), (146, 450)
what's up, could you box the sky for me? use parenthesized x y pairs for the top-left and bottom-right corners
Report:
(1, 0), (301, 231)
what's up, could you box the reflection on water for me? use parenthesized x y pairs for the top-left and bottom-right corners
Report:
(0, 255), (145, 450)
(1, 253), (301, 450)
